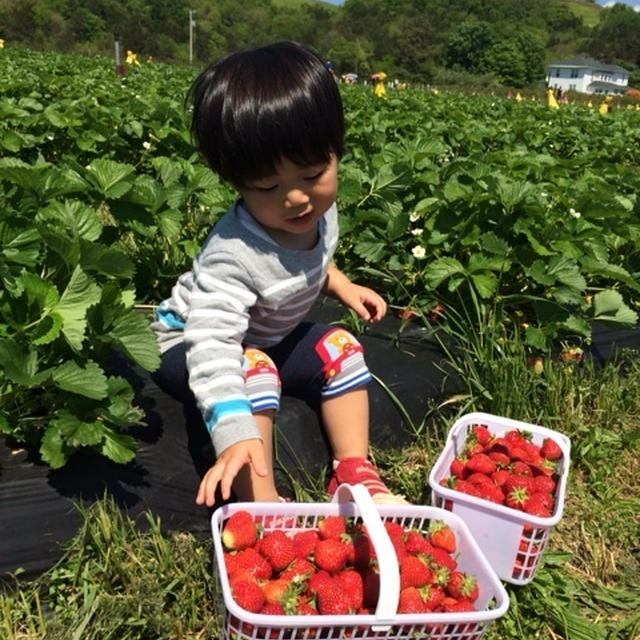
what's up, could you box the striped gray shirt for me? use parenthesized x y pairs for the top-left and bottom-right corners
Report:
(151, 200), (339, 455)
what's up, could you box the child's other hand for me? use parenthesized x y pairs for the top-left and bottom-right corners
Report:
(195, 438), (268, 506)
(341, 282), (387, 323)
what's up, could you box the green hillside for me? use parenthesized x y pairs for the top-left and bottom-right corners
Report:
(563, 0), (602, 28)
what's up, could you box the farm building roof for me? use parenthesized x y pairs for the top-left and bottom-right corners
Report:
(546, 56), (629, 74)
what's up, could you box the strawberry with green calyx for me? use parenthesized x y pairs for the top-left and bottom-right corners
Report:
(262, 577), (304, 613)
(424, 546), (457, 571)
(399, 554), (434, 589)
(446, 570), (479, 601)
(428, 520), (456, 553)
(449, 455), (468, 478)
(232, 579), (265, 613)
(398, 586), (430, 613)
(260, 529), (296, 572)
(505, 485), (529, 511)
(421, 584), (445, 611)
(279, 557), (314, 587)
(488, 450), (511, 467)
(221, 510), (258, 551)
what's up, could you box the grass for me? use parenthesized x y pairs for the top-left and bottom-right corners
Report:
(2, 303), (640, 639)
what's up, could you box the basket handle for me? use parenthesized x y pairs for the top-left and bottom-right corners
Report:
(331, 483), (400, 631)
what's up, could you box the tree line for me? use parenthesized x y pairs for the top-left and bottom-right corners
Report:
(1, 0), (639, 88)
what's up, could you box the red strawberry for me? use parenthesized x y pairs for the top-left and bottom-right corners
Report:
(470, 423), (493, 446)
(400, 555), (434, 589)
(487, 437), (512, 457)
(488, 451), (511, 467)
(511, 460), (533, 477)
(314, 538), (348, 574)
(505, 429), (530, 446)
(475, 483), (505, 504)
(318, 515), (347, 540)
(446, 570), (479, 602)
(442, 596), (476, 612)
(429, 520), (456, 553)
(398, 586), (429, 613)
(316, 579), (353, 614)
(504, 474), (535, 496)
(449, 456), (467, 478)
(307, 569), (333, 597)
(541, 437), (563, 460)
(351, 530), (375, 571)
(292, 529), (320, 559)
(362, 567), (380, 608)
(232, 579), (265, 612)
(425, 546), (457, 571)
(236, 547), (272, 580)
(221, 510), (258, 551)
(295, 595), (318, 616)
(259, 602), (285, 615)
(334, 569), (364, 609)
(505, 485), (529, 511)
(523, 493), (552, 517)
(422, 584), (445, 610)
(384, 521), (407, 562)
(404, 529), (433, 555)
(491, 469), (510, 487)
(452, 478), (481, 496)
(260, 530), (295, 572)
(533, 475), (556, 494)
(466, 472), (494, 487)
(465, 453), (496, 476)
(279, 558), (314, 585)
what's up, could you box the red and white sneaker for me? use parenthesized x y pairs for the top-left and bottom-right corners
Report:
(326, 457), (409, 505)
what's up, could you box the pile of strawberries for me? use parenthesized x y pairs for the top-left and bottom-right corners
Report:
(221, 510), (481, 619)
(439, 424), (564, 517)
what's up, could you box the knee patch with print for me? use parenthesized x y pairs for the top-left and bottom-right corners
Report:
(314, 328), (371, 397)
(242, 348), (281, 412)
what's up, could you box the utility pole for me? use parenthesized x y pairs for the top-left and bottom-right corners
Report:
(189, 10), (195, 64)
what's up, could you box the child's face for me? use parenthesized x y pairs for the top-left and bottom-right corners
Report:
(238, 154), (338, 250)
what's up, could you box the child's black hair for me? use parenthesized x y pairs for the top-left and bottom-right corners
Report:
(190, 41), (344, 188)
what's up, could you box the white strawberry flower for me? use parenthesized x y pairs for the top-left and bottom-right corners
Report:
(412, 246), (426, 259)
(409, 210), (420, 222)
(411, 228), (422, 236)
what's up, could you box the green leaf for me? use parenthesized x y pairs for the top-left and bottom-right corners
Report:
(32, 313), (63, 346)
(0, 339), (46, 385)
(424, 257), (465, 288)
(51, 359), (108, 399)
(101, 427), (137, 463)
(80, 241), (135, 278)
(53, 266), (102, 351)
(592, 290), (638, 326)
(471, 272), (498, 298)
(109, 309), (161, 371)
(40, 425), (67, 468)
(37, 199), (102, 242)
(85, 159), (135, 199)
(524, 326), (547, 349)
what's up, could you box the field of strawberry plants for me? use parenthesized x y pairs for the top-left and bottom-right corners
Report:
(1, 46), (640, 640)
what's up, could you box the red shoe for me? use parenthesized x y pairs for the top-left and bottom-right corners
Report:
(326, 457), (409, 505)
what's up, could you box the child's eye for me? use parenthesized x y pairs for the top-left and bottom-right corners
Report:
(254, 184), (278, 192)
(304, 166), (327, 181)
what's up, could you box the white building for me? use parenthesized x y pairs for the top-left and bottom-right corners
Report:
(546, 56), (629, 95)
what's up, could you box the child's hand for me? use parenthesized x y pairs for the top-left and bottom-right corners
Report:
(195, 438), (268, 506)
(340, 282), (387, 323)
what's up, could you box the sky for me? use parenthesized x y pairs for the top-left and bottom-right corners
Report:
(596, 0), (640, 10)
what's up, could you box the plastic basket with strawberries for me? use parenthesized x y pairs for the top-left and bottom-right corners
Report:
(211, 483), (508, 640)
(428, 412), (571, 585)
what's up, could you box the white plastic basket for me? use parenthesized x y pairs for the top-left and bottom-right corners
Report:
(429, 412), (571, 585)
(211, 483), (509, 640)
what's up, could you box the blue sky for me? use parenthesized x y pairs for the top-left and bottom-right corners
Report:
(596, 0), (640, 9)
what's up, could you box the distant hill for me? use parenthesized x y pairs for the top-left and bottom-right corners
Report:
(562, 0), (602, 28)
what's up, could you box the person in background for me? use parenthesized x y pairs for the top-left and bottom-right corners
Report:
(151, 41), (408, 507)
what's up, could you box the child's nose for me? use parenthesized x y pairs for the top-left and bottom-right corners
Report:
(284, 188), (310, 208)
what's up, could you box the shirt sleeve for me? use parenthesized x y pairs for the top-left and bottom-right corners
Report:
(183, 249), (261, 455)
